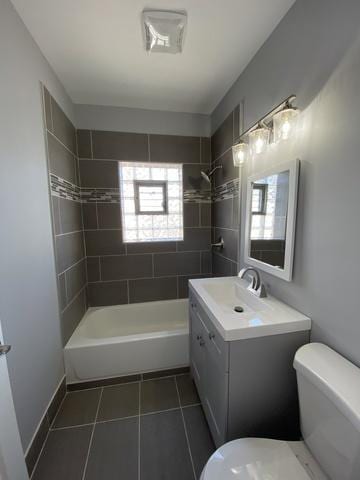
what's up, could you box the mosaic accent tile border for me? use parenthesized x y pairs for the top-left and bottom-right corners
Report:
(213, 178), (240, 202)
(50, 174), (81, 201)
(81, 188), (121, 204)
(183, 189), (211, 204)
(50, 175), (212, 205)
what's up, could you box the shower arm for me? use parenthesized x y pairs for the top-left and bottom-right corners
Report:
(208, 165), (222, 177)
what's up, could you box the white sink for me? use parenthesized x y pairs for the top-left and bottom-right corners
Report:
(189, 277), (311, 341)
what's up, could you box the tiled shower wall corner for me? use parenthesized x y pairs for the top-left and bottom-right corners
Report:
(43, 87), (87, 345)
(211, 106), (241, 276)
(77, 130), (212, 306)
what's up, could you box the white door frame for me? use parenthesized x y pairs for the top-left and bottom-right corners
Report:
(0, 319), (28, 480)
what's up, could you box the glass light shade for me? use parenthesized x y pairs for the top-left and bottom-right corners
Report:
(273, 107), (299, 142)
(249, 127), (270, 155)
(232, 142), (248, 166)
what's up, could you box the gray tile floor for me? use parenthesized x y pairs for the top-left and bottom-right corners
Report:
(31, 374), (215, 480)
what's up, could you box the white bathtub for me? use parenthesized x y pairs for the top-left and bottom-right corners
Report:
(64, 299), (189, 384)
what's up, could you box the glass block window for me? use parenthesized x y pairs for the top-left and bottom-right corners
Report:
(119, 162), (183, 243)
(252, 184), (267, 215)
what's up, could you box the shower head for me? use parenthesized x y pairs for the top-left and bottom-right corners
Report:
(200, 165), (222, 183)
(201, 171), (211, 183)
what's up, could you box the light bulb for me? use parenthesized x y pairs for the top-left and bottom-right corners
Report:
(249, 126), (270, 156)
(255, 138), (264, 153)
(273, 107), (299, 142)
(232, 142), (248, 166)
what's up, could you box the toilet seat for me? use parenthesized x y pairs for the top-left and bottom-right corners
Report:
(200, 438), (327, 480)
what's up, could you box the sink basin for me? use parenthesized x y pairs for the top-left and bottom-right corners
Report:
(189, 277), (310, 341)
(201, 279), (271, 314)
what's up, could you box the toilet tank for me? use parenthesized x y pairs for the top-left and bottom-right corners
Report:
(294, 343), (360, 480)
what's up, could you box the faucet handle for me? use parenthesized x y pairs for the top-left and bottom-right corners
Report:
(211, 237), (224, 249)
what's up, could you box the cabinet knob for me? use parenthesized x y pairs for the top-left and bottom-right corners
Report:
(209, 332), (215, 340)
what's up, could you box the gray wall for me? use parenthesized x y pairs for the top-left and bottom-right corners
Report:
(211, 0), (360, 366)
(75, 104), (211, 137)
(77, 130), (212, 305)
(0, 0), (74, 450)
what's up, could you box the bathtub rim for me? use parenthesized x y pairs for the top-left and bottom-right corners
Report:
(65, 297), (189, 349)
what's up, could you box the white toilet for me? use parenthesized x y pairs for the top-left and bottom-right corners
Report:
(201, 343), (360, 479)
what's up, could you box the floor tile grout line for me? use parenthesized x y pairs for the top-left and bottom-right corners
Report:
(30, 378), (201, 478)
(67, 379), (141, 393)
(50, 422), (94, 432)
(66, 371), (190, 393)
(141, 406), (181, 417)
(174, 377), (197, 480)
(142, 373), (189, 383)
(181, 402), (201, 409)
(50, 422), (95, 431)
(142, 373), (188, 382)
(81, 387), (104, 480)
(96, 414), (136, 424)
(48, 403), (203, 432)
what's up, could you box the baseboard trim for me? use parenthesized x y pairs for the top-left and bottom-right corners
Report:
(24, 375), (66, 476)
(67, 366), (190, 391)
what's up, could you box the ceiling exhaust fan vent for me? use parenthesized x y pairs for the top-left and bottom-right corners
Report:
(142, 9), (187, 54)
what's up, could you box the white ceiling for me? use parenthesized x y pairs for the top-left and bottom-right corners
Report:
(12, 0), (295, 114)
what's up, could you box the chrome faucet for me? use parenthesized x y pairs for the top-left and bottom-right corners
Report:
(238, 267), (267, 298)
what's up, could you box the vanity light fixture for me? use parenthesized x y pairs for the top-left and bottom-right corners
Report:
(272, 101), (299, 142)
(232, 141), (248, 167)
(231, 95), (299, 162)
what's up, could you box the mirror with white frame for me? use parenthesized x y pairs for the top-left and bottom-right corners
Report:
(244, 159), (299, 281)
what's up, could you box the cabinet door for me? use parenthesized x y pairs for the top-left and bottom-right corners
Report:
(189, 307), (206, 397)
(189, 290), (229, 447)
(203, 322), (229, 447)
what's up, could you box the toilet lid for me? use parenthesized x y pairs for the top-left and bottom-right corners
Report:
(201, 438), (311, 480)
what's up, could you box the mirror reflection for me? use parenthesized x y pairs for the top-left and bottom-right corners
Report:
(249, 170), (289, 269)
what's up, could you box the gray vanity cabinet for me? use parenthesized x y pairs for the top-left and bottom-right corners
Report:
(189, 288), (310, 447)
(189, 305), (228, 446)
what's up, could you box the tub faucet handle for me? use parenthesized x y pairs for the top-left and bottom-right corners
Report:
(211, 237), (224, 249)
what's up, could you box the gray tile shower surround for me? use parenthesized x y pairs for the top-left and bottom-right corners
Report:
(44, 86), (241, 344)
(44, 86), (214, 348)
(43, 87), (87, 347)
(78, 129), (213, 308)
(211, 106), (241, 277)
(31, 374), (215, 480)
